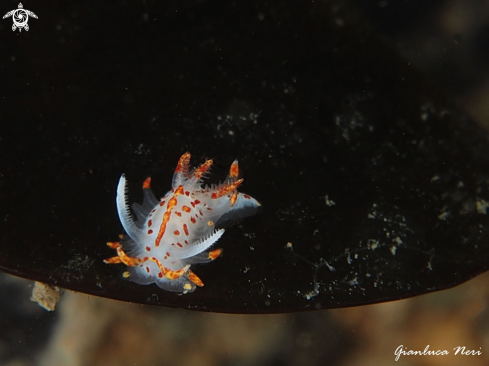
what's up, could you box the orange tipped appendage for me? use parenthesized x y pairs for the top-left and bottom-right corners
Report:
(208, 249), (222, 260)
(165, 265), (191, 280)
(142, 177), (152, 189)
(155, 185), (184, 247)
(104, 256), (123, 264)
(175, 152), (191, 177)
(230, 191), (238, 206)
(211, 178), (244, 199)
(104, 242), (149, 267)
(149, 257), (190, 280)
(104, 242), (123, 263)
(229, 160), (239, 179)
(106, 241), (121, 249)
(116, 247), (148, 266)
(187, 270), (204, 287)
(193, 159), (213, 179)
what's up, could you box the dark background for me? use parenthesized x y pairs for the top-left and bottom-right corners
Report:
(1, 0), (489, 312)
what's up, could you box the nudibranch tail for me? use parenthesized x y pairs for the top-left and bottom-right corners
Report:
(105, 152), (260, 294)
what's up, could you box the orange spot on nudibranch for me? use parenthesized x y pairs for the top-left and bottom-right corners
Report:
(159, 200), (166, 207)
(148, 220), (152, 227)
(185, 191), (190, 196)
(183, 223), (189, 236)
(147, 229), (153, 234)
(194, 199), (201, 205)
(182, 205), (191, 213)
(177, 242), (183, 247)
(146, 246), (151, 252)
(174, 230), (180, 236)
(175, 211), (182, 217)
(190, 217), (196, 224)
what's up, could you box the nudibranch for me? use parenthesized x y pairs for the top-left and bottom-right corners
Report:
(104, 152), (260, 294)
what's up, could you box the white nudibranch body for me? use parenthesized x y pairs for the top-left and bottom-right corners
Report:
(104, 152), (260, 294)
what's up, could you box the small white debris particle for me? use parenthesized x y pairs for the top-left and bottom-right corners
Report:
(320, 258), (336, 272)
(392, 237), (403, 245)
(345, 249), (351, 264)
(324, 195), (336, 206)
(304, 289), (319, 300)
(476, 199), (489, 214)
(390, 246), (397, 255)
(368, 239), (379, 250)
(348, 277), (358, 286)
(438, 211), (450, 220)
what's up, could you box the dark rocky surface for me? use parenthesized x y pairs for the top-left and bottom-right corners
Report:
(0, 0), (488, 313)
